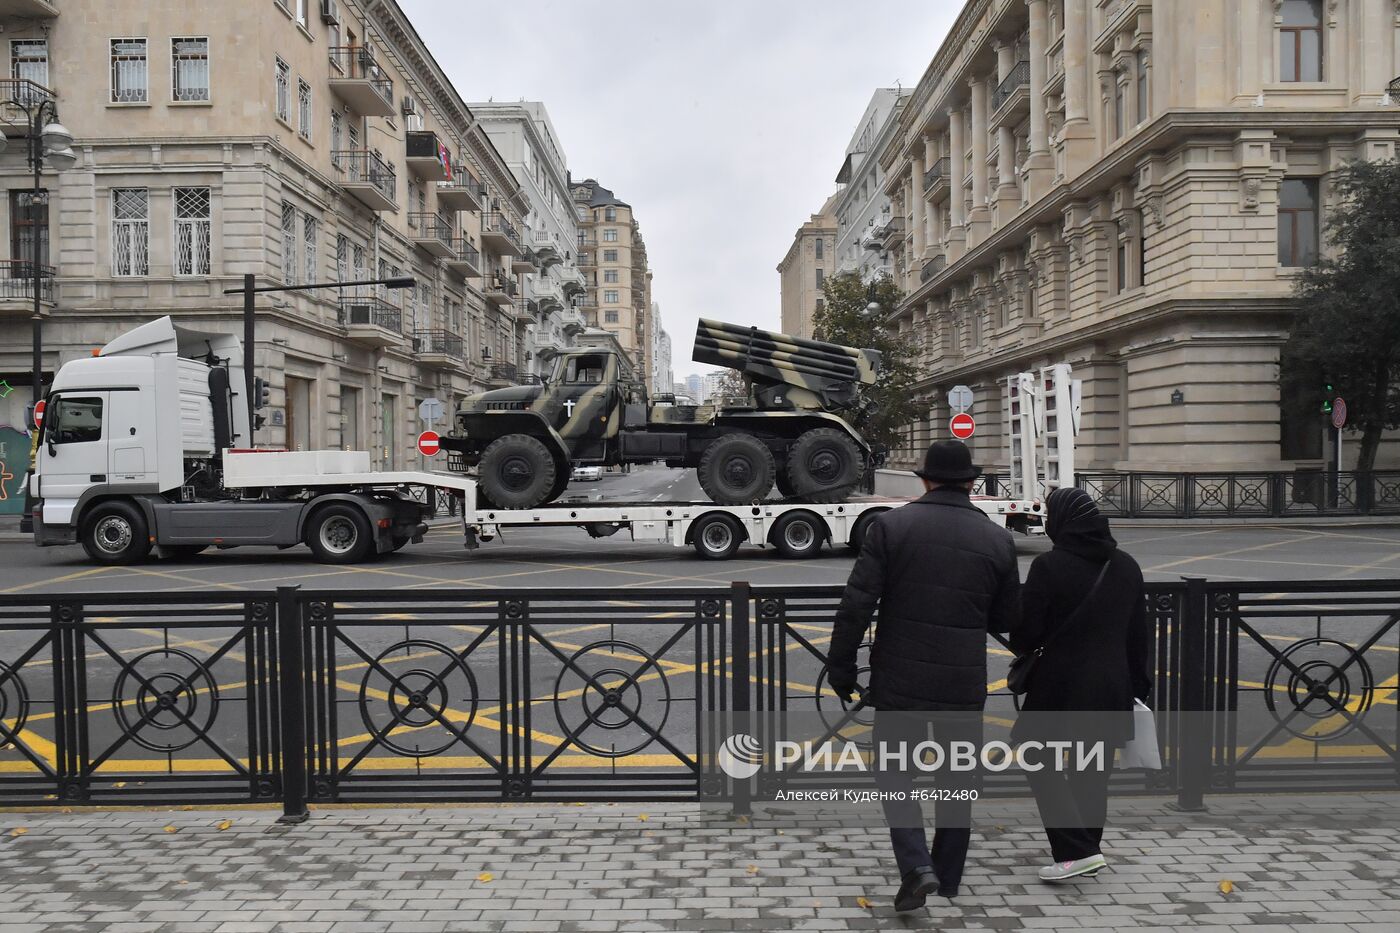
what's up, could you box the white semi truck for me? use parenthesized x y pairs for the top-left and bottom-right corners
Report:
(27, 317), (1052, 565)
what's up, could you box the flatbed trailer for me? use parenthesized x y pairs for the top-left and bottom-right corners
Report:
(462, 490), (1044, 560)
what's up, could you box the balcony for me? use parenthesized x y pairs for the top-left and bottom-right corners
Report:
(405, 130), (450, 181)
(923, 157), (951, 202)
(527, 328), (565, 362)
(559, 307), (586, 335)
(444, 238), (481, 279)
(529, 229), (562, 267)
(0, 0), (59, 18)
(577, 251), (596, 269)
(484, 272), (518, 307)
(408, 211), (454, 258)
(1095, 0), (1152, 53)
(991, 61), (1031, 127)
(437, 168), (485, 212)
(335, 149), (397, 212)
(338, 295), (403, 347)
(413, 329), (463, 369)
(873, 216), (905, 249)
(516, 297), (540, 320)
(480, 213), (523, 257)
(0, 80), (56, 132)
(533, 278), (565, 312)
(559, 263), (586, 297)
(486, 363), (519, 387)
(512, 247), (539, 275)
(920, 255), (946, 284)
(0, 261), (55, 313)
(328, 46), (395, 117)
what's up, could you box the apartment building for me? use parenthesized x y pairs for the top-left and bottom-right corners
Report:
(469, 101), (589, 381)
(649, 303), (673, 397)
(882, 0), (1400, 474)
(777, 191), (840, 338)
(0, 0), (530, 480)
(833, 88), (909, 282)
(571, 177), (654, 378)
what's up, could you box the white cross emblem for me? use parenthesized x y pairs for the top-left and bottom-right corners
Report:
(564, 399), (576, 418)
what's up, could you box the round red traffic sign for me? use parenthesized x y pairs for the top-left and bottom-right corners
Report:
(1331, 397), (1347, 430)
(417, 430), (441, 457)
(950, 412), (976, 440)
(32, 399), (45, 428)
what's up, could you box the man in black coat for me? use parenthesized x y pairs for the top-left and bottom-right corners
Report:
(828, 440), (1021, 910)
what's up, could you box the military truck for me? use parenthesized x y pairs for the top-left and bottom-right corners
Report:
(442, 319), (881, 509)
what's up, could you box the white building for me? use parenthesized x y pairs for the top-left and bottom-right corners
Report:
(648, 302), (673, 397)
(469, 102), (589, 379)
(833, 88), (908, 282)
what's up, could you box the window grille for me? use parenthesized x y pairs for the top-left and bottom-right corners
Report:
(112, 188), (149, 276)
(111, 38), (148, 103)
(281, 201), (298, 284)
(171, 37), (209, 102)
(275, 58), (290, 122)
(174, 186), (211, 276)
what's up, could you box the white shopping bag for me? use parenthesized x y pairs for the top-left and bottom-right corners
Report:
(1117, 698), (1162, 770)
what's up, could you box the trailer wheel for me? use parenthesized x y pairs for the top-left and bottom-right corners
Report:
(80, 501), (152, 565)
(478, 434), (560, 509)
(771, 511), (825, 560)
(786, 428), (863, 503)
(305, 504), (374, 564)
(691, 513), (744, 560)
(697, 433), (774, 505)
(847, 509), (888, 554)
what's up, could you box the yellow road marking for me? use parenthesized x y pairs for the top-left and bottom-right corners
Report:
(0, 565), (116, 594)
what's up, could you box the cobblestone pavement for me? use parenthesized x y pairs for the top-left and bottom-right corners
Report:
(2, 793), (1398, 932)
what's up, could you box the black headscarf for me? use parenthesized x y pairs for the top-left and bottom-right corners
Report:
(1045, 486), (1117, 561)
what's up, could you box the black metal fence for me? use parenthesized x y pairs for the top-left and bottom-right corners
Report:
(2, 580), (1396, 817)
(1078, 470), (1400, 518)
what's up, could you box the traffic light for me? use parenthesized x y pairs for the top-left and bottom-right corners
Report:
(253, 376), (271, 410)
(1321, 379), (1335, 414)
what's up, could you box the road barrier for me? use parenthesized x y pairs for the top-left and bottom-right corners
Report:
(1077, 470), (1400, 518)
(1, 580), (1396, 818)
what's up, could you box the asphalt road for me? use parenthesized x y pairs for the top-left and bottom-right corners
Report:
(2, 464), (1396, 797)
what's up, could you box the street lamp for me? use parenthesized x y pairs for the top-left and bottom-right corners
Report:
(222, 275), (416, 440)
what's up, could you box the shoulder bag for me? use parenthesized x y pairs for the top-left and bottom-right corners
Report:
(1007, 559), (1112, 696)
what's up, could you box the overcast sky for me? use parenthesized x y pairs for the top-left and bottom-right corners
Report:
(401, 0), (958, 379)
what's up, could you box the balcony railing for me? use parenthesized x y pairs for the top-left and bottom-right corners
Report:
(0, 78), (55, 116)
(405, 130), (450, 181)
(486, 273), (518, 299)
(992, 61), (1031, 111)
(327, 46), (395, 116)
(414, 329), (463, 358)
(408, 211), (454, 255)
(516, 297), (540, 319)
(0, 260), (55, 303)
(923, 157), (950, 193)
(445, 239), (481, 276)
(337, 295), (402, 335)
(488, 363), (519, 383)
(481, 213), (521, 249)
(334, 149), (397, 211)
(437, 169), (486, 211)
(920, 255), (947, 283)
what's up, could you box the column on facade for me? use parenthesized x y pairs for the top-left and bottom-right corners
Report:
(968, 75), (991, 234)
(1025, 0), (1053, 197)
(947, 106), (967, 258)
(1061, 0), (1095, 169)
(910, 144), (927, 259)
(923, 134), (939, 255)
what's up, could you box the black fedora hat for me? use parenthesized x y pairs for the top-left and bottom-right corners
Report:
(914, 440), (982, 484)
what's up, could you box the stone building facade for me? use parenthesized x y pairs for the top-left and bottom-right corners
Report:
(0, 0), (529, 479)
(570, 178), (656, 381)
(881, 0), (1400, 474)
(777, 191), (840, 339)
(833, 88), (908, 283)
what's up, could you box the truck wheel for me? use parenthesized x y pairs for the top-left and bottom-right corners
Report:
(775, 472), (798, 499)
(80, 502), (152, 565)
(771, 511), (825, 559)
(848, 509), (888, 554)
(697, 433), (774, 504)
(478, 434), (559, 509)
(305, 504), (374, 564)
(786, 428), (863, 503)
(546, 455), (571, 501)
(691, 512), (744, 560)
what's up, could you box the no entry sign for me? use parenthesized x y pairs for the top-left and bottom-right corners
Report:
(417, 430), (441, 457)
(950, 412), (976, 440)
(31, 399), (45, 428)
(1331, 397), (1347, 430)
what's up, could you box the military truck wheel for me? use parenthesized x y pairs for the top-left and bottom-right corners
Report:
(478, 434), (560, 509)
(697, 433), (775, 504)
(786, 428), (863, 503)
(546, 456), (571, 502)
(775, 472), (798, 499)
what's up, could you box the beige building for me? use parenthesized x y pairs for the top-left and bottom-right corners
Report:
(570, 178), (655, 380)
(777, 192), (840, 339)
(0, 0), (530, 475)
(881, 0), (1400, 475)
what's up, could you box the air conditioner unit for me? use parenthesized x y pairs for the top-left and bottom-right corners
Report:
(321, 0), (340, 25)
(401, 96), (418, 117)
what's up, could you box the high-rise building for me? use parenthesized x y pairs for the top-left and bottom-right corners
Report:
(469, 102), (589, 380)
(882, 0), (1400, 474)
(648, 302), (673, 397)
(684, 373), (704, 401)
(834, 88), (909, 282)
(0, 0), (530, 482)
(777, 192), (840, 339)
(570, 178), (653, 378)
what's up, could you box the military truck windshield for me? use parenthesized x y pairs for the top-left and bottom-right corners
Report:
(565, 355), (606, 384)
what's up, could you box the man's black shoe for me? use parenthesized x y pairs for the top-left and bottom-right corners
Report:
(894, 866), (940, 912)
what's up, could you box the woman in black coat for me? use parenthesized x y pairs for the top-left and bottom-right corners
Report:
(1010, 486), (1152, 883)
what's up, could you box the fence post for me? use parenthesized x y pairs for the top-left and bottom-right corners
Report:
(276, 585), (310, 824)
(1174, 576), (1210, 811)
(730, 580), (752, 818)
